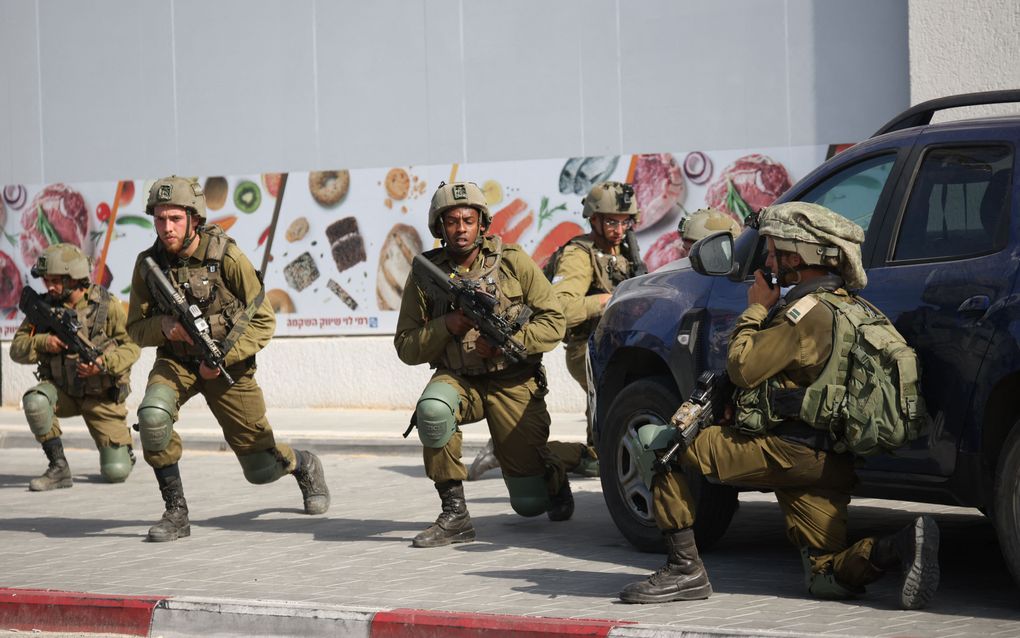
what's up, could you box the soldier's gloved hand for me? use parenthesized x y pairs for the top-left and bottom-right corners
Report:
(198, 361), (222, 380)
(161, 316), (196, 345)
(444, 309), (476, 336)
(76, 356), (104, 378)
(43, 334), (67, 353)
(475, 336), (503, 359)
(748, 269), (781, 309)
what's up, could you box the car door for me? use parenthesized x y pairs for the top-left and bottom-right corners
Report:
(861, 131), (1017, 477)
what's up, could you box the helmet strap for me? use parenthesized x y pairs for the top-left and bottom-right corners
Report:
(179, 212), (199, 252)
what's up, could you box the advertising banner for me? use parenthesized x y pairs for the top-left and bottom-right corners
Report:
(0, 145), (832, 338)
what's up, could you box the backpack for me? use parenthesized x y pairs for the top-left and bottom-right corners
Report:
(797, 292), (928, 456)
(542, 236), (590, 282)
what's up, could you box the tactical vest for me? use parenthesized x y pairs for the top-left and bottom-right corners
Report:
(558, 235), (632, 342)
(733, 290), (927, 456)
(39, 285), (131, 401)
(144, 226), (256, 366)
(426, 237), (529, 376)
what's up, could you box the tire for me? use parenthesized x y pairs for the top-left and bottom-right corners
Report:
(993, 421), (1020, 588)
(598, 376), (739, 553)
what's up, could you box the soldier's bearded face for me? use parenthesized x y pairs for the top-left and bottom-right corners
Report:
(42, 275), (66, 300)
(442, 207), (480, 253)
(153, 204), (192, 254)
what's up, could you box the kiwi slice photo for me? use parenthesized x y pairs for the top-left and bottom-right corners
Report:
(234, 181), (262, 213)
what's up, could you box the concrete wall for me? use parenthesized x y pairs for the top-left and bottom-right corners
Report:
(0, 0), (909, 185)
(908, 0), (1020, 119)
(1, 337), (586, 411)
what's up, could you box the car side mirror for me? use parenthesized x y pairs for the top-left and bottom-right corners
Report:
(689, 231), (735, 276)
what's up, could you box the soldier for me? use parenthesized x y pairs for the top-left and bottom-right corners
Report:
(676, 207), (742, 253)
(11, 243), (139, 491)
(619, 202), (940, 609)
(395, 181), (573, 548)
(127, 176), (329, 543)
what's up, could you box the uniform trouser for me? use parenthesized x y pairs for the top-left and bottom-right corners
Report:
(422, 370), (567, 497)
(546, 339), (597, 469)
(32, 381), (133, 450)
(652, 425), (882, 589)
(141, 357), (296, 473)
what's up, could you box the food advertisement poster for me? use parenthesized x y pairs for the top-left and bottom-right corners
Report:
(0, 145), (831, 337)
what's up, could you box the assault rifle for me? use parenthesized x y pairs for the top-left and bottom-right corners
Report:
(623, 228), (647, 277)
(412, 254), (531, 365)
(653, 371), (731, 473)
(18, 287), (104, 368)
(141, 256), (234, 386)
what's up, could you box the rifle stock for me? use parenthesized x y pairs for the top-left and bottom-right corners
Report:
(411, 254), (529, 364)
(653, 371), (730, 473)
(141, 256), (234, 385)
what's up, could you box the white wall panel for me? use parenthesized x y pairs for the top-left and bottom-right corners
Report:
(173, 0), (317, 175)
(621, 0), (791, 154)
(36, 0), (176, 182)
(462, 0), (584, 161)
(316, 0), (432, 171)
(423, 0), (467, 165)
(578, 0), (622, 157)
(0, 0), (43, 185)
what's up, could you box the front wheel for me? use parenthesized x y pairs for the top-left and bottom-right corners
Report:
(598, 376), (738, 552)
(993, 421), (1020, 587)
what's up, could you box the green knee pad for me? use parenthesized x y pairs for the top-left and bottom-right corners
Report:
(237, 450), (287, 484)
(635, 423), (675, 488)
(99, 445), (133, 483)
(503, 474), (550, 517)
(137, 384), (178, 452)
(800, 547), (861, 600)
(22, 383), (57, 438)
(415, 382), (460, 448)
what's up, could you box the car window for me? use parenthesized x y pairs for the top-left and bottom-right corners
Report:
(892, 145), (1013, 262)
(799, 153), (896, 232)
(743, 154), (896, 276)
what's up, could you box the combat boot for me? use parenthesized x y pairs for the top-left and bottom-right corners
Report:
(293, 450), (330, 515)
(148, 464), (190, 542)
(547, 477), (574, 521)
(619, 528), (713, 603)
(413, 480), (476, 548)
(467, 439), (500, 480)
(870, 515), (940, 609)
(572, 447), (600, 478)
(29, 438), (72, 492)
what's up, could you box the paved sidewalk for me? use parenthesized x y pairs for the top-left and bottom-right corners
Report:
(0, 408), (1018, 637)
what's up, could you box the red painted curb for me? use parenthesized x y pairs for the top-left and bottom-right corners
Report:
(371, 608), (631, 637)
(0, 588), (163, 636)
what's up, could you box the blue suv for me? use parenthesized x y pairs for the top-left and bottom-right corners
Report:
(588, 90), (1020, 587)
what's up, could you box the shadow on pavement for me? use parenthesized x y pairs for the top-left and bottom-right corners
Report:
(0, 516), (151, 539)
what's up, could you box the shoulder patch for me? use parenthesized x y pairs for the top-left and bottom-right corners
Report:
(784, 295), (819, 325)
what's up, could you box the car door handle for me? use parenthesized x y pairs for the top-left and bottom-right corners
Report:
(957, 295), (991, 314)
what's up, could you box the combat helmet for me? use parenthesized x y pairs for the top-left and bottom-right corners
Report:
(427, 181), (491, 239)
(582, 181), (639, 222)
(31, 243), (91, 281)
(757, 201), (867, 289)
(145, 175), (207, 222)
(677, 208), (742, 242)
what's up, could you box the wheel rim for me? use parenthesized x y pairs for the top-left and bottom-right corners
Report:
(615, 409), (667, 526)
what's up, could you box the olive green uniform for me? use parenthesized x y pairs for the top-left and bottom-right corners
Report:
(546, 235), (633, 468)
(394, 237), (569, 502)
(652, 286), (882, 590)
(126, 229), (296, 476)
(10, 285), (138, 450)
